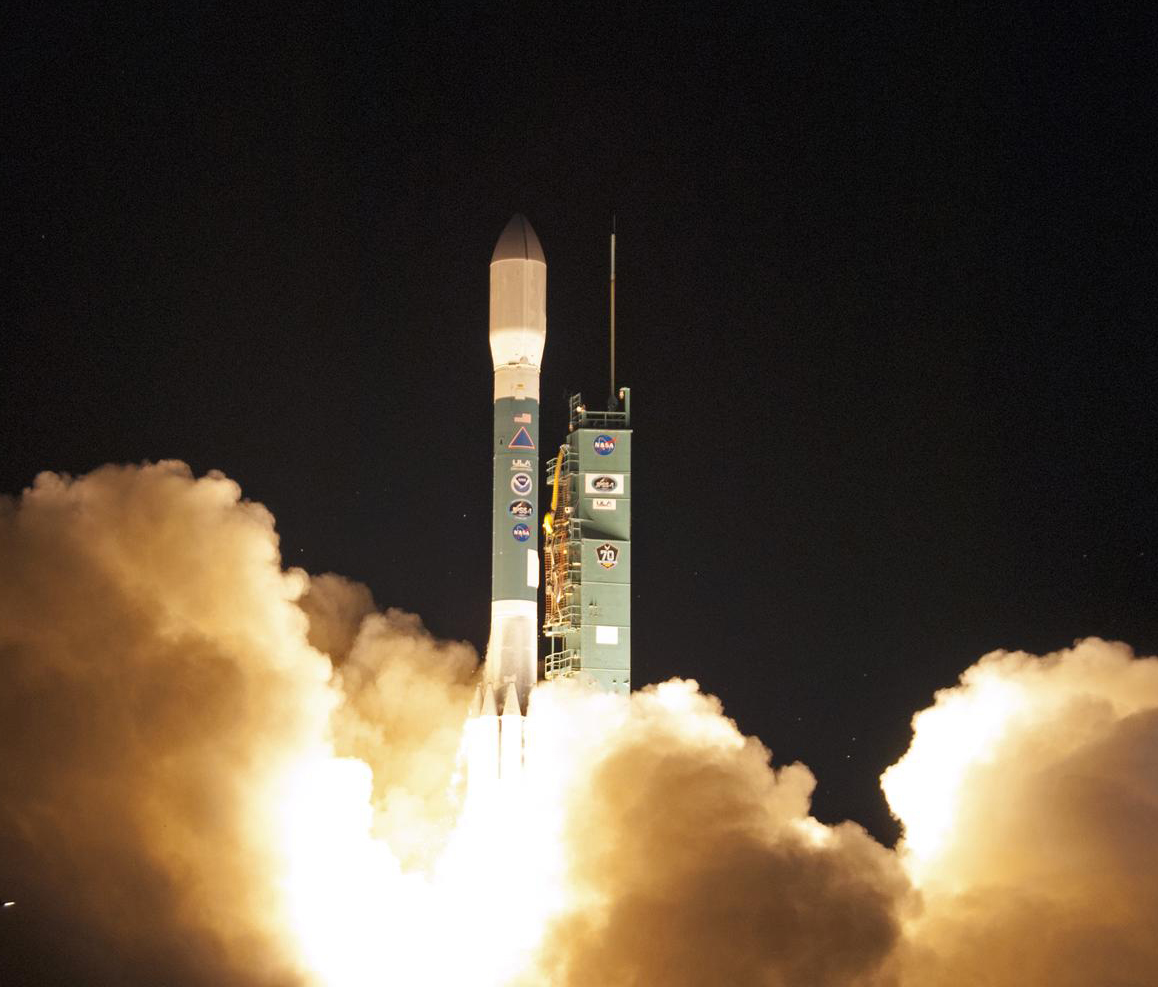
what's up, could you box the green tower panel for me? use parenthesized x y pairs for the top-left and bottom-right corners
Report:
(542, 390), (632, 696)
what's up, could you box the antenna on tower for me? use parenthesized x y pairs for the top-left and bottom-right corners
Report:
(609, 214), (618, 410)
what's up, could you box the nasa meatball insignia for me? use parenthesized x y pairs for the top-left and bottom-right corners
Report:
(594, 434), (616, 455)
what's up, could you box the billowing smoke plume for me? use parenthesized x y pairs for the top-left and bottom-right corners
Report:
(0, 463), (478, 985)
(528, 681), (909, 986)
(1, 462), (1155, 986)
(883, 639), (1158, 986)
(0, 462), (334, 984)
(306, 578), (480, 868)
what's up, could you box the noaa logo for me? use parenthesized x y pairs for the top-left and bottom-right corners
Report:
(511, 472), (533, 495)
(509, 500), (534, 519)
(512, 523), (531, 542)
(594, 434), (616, 456)
(596, 542), (619, 568)
(591, 475), (618, 493)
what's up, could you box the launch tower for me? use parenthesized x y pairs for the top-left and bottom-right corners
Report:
(542, 389), (632, 694)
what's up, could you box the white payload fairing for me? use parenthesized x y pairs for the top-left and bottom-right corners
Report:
(469, 214), (546, 783)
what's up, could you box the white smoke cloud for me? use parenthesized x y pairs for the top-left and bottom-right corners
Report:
(883, 639), (1158, 986)
(0, 462), (332, 985)
(323, 597), (480, 868)
(2, 462), (1154, 987)
(528, 680), (910, 987)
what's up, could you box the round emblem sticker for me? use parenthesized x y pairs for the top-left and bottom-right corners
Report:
(511, 472), (533, 495)
(594, 434), (616, 456)
(596, 542), (619, 568)
(512, 523), (531, 542)
(508, 500), (533, 519)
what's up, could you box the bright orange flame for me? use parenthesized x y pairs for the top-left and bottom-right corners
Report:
(269, 697), (576, 986)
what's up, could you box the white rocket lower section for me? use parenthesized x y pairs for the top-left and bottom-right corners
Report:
(486, 599), (537, 714)
(472, 604), (534, 787)
(465, 681), (527, 793)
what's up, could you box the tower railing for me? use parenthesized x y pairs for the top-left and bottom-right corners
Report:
(544, 446), (580, 479)
(568, 392), (630, 431)
(545, 648), (582, 678)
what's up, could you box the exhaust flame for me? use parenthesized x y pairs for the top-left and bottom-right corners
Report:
(1, 463), (1155, 986)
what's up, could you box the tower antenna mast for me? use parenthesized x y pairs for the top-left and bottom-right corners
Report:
(609, 214), (617, 409)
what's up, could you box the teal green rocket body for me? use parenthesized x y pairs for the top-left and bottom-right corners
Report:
(492, 396), (539, 604)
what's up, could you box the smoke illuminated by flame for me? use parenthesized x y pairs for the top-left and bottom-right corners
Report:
(1, 462), (1156, 986)
(881, 671), (1027, 870)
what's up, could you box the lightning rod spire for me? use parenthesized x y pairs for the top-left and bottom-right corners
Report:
(609, 214), (617, 410)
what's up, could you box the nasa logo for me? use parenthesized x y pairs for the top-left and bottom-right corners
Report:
(511, 472), (533, 495)
(509, 500), (534, 519)
(596, 542), (619, 569)
(592, 475), (618, 493)
(594, 434), (616, 456)
(511, 459), (532, 471)
(512, 523), (531, 542)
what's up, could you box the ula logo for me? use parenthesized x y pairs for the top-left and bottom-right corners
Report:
(594, 434), (616, 455)
(512, 523), (531, 542)
(511, 459), (532, 471)
(592, 475), (618, 492)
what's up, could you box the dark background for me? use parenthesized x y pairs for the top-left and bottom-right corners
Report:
(3, 3), (1154, 842)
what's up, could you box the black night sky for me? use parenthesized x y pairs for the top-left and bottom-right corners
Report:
(3, 4), (1154, 843)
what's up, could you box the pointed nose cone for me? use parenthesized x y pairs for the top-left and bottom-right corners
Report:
(491, 214), (545, 264)
(489, 213), (547, 371)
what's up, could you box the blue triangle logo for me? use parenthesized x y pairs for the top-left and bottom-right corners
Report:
(509, 426), (535, 450)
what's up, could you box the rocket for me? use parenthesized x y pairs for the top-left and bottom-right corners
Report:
(466, 215), (545, 788)
(485, 214), (546, 720)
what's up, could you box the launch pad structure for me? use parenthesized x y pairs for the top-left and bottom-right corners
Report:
(542, 390), (632, 695)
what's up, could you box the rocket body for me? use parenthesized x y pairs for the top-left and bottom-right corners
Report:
(487, 215), (546, 717)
